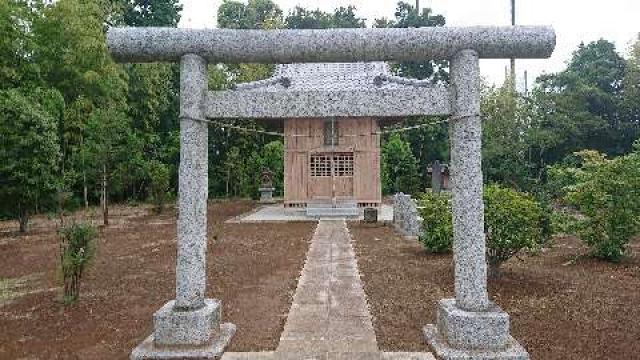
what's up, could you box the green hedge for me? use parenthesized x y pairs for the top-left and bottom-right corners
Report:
(417, 185), (544, 273)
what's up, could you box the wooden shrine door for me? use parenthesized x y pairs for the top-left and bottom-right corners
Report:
(308, 152), (354, 202)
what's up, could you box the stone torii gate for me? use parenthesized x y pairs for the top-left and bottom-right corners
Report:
(107, 26), (555, 360)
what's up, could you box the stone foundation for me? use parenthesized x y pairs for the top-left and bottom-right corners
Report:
(424, 299), (528, 360)
(131, 299), (235, 359)
(131, 323), (235, 360)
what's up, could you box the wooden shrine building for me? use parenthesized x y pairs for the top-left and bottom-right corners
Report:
(234, 62), (432, 209)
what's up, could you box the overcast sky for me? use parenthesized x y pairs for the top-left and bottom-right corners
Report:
(178, 0), (640, 87)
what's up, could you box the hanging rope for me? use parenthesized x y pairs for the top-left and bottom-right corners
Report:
(188, 117), (284, 137)
(188, 113), (480, 138)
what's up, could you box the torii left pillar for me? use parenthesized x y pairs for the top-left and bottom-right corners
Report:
(131, 54), (235, 359)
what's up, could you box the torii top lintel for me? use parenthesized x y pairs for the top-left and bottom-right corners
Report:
(107, 26), (555, 63)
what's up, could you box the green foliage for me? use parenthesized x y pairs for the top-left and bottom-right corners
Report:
(562, 145), (640, 262)
(218, 0), (283, 29)
(147, 160), (171, 214)
(285, 5), (364, 29)
(536, 40), (636, 157)
(0, 88), (61, 232)
(482, 84), (535, 190)
(623, 38), (640, 128)
(381, 134), (421, 194)
(374, 2), (448, 83)
(418, 192), (452, 253)
(0, 0), (42, 90)
(121, 0), (182, 27)
(255, 141), (284, 195)
(416, 185), (545, 272)
(484, 185), (544, 272)
(59, 222), (97, 304)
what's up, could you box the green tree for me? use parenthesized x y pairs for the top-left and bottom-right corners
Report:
(285, 5), (365, 29)
(218, 0), (282, 29)
(33, 0), (130, 224)
(375, 1), (447, 83)
(563, 146), (640, 262)
(482, 83), (534, 190)
(622, 37), (640, 128)
(536, 40), (634, 157)
(381, 134), (420, 194)
(0, 89), (61, 232)
(0, 0), (42, 90)
(121, 0), (182, 27)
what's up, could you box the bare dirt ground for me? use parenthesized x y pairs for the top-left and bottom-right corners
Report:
(350, 223), (640, 360)
(0, 201), (315, 359)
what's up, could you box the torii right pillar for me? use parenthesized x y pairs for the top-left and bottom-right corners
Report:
(423, 50), (530, 360)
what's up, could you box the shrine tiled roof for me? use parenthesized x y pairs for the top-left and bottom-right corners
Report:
(232, 62), (431, 92)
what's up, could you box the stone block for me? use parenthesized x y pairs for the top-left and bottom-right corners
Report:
(424, 324), (528, 360)
(363, 207), (378, 223)
(259, 187), (275, 204)
(131, 322), (235, 360)
(153, 299), (221, 346)
(435, 298), (509, 350)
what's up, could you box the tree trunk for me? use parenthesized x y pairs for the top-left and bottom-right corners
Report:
(102, 164), (109, 226)
(19, 215), (28, 233)
(82, 135), (88, 210)
(83, 171), (88, 210)
(226, 168), (230, 197)
(17, 203), (28, 233)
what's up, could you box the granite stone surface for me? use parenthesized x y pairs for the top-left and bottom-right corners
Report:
(392, 193), (422, 238)
(449, 50), (490, 312)
(435, 299), (509, 350)
(259, 187), (275, 203)
(131, 323), (236, 360)
(154, 299), (222, 346)
(107, 26), (555, 63)
(176, 54), (209, 310)
(424, 325), (529, 360)
(205, 87), (451, 119)
(106, 22), (556, 359)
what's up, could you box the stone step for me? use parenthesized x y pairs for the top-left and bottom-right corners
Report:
(306, 200), (358, 208)
(306, 207), (360, 217)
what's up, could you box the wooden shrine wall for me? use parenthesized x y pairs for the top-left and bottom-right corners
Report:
(284, 117), (381, 207)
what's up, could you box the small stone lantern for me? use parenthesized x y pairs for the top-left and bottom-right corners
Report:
(259, 169), (276, 204)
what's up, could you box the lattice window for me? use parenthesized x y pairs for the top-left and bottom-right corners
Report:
(333, 153), (354, 177)
(310, 153), (354, 177)
(310, 154), (332, 177)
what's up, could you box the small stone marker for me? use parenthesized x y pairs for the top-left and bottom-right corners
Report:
(364, 207), (378, 223)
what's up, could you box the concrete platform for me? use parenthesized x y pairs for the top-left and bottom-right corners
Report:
(228, 204), (393, 223)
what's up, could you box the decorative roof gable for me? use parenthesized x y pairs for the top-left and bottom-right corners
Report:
(233, 62), (431, 92)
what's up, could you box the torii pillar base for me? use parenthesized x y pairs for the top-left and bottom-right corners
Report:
(130, 300), (235, 360)
(424, 299), (529, 360)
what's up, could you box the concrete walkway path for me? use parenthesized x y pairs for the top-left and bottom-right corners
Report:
(275, 219), (378, 358)
(223, 220), (433, 360)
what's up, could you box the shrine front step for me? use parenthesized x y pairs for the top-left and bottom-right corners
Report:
(306, 202), (360, 218)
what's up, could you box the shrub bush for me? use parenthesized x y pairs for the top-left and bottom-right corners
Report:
(484, 184), (544, 275)
(59, 223), (97, 304)
(565, 144), (640, 262)
(418, 192), (453, 253)
(417, 185), (544, 274)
